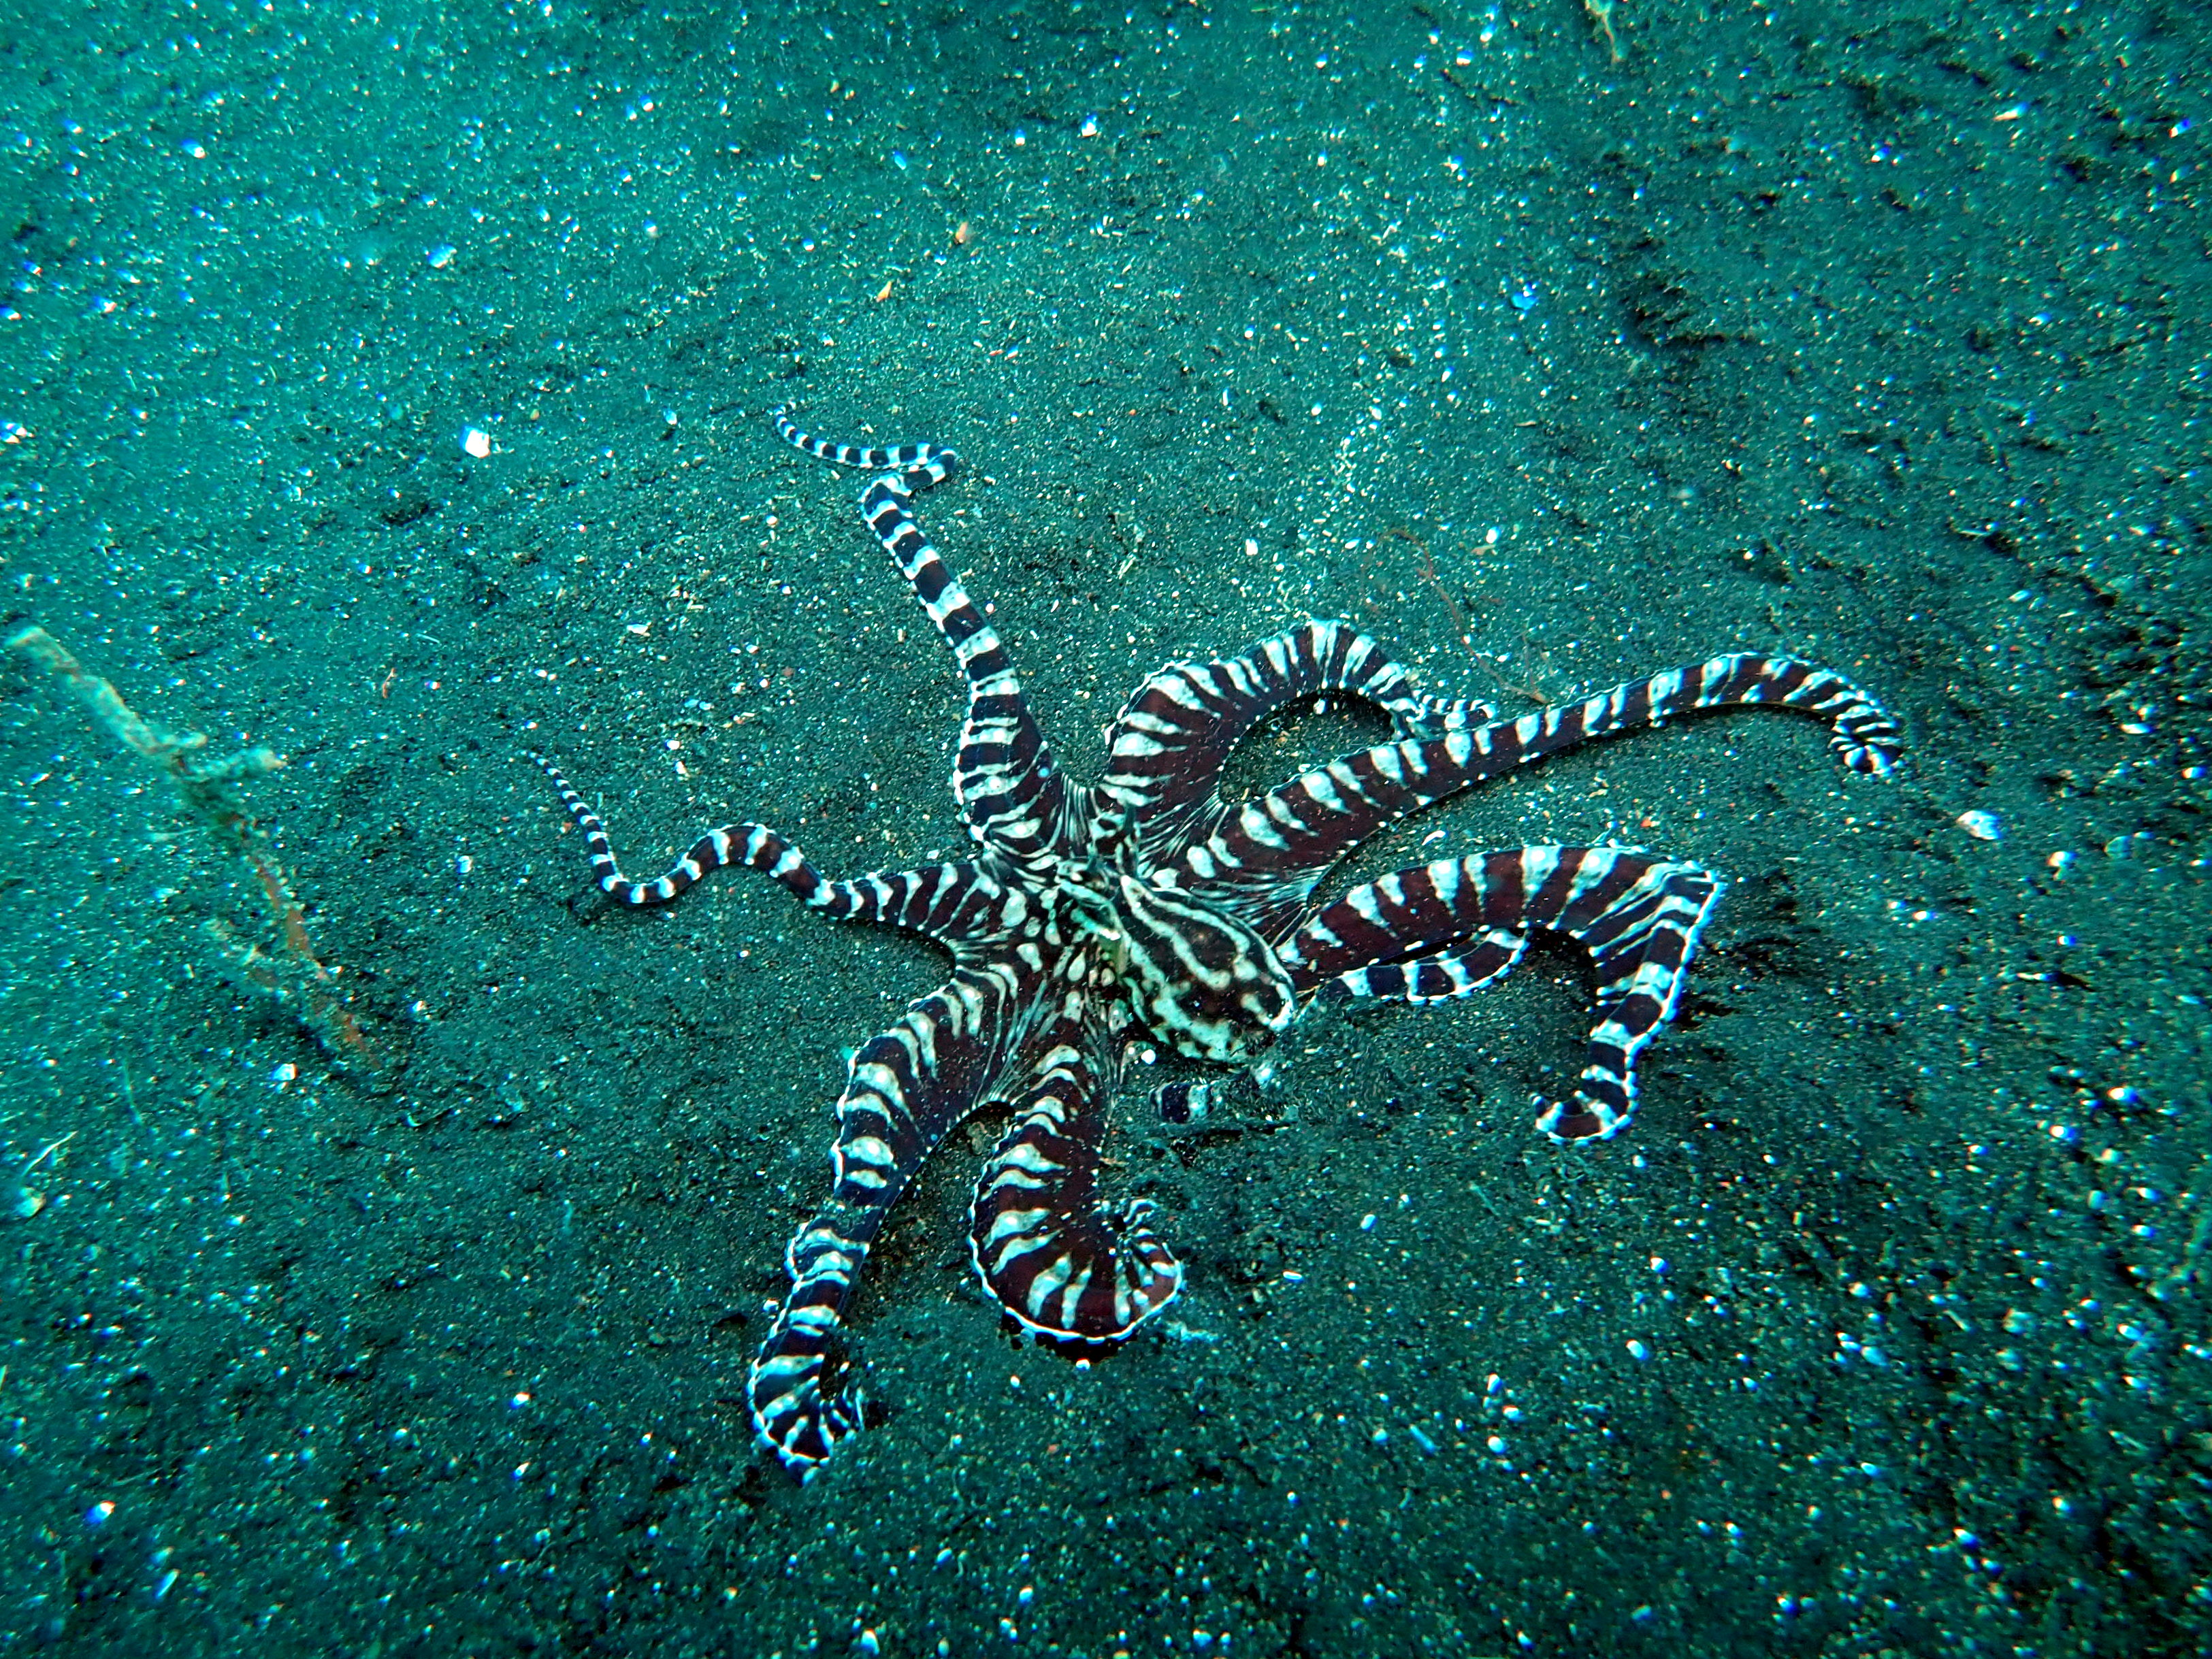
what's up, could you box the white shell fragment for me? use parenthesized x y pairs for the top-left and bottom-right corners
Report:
(1956, 809), (2003, 841)
(461, 425), (493, 459)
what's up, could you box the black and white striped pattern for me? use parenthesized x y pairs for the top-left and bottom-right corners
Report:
(747, 962), (1026, 1470)
(528, 406), (1905, 1478)
(1157, 652), (1900, 938)
(1097, 619), (1496, 860)
(1284, 846), (1723, 1141)
(774, 407), (1075, 868)
(530, 752), (1002, 934)
(969, 998), (1184, 1343)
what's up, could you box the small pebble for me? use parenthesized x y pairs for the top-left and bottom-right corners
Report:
(1956, 809), (2002, 841)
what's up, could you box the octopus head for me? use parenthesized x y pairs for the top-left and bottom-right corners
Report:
(1111, 872), (1295, 1064)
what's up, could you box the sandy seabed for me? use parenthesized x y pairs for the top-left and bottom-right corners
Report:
(1, 1), (2206, 1654)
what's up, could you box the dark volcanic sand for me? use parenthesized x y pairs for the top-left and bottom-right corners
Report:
(1, 2), (2207, 1654)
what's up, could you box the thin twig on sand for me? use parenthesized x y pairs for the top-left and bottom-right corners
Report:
(6, 624), (381, 1070)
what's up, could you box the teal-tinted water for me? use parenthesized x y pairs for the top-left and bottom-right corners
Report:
(1, 1), (2206, 1654)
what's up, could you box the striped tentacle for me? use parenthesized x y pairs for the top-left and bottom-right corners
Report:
(752, 963), (1023, 1476)
(1177, 653), (1901, 934)
(1322, 925), (1531, 1005)
(969, 997), (1184, 1343)
(1283, 847), (1723, 1141)
(532, 753), (998, 938)
(774, 408), (1075, 869)
(1096, 619), (1494, 860)
(768, 410), (961, 493)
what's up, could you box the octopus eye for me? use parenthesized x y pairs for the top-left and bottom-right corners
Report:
(1156, 1080), (1213, 1126)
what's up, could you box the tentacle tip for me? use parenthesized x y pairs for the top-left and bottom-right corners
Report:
(760, 1432), (829, 1483)
(1838, 740), (1903, 780)
(753, 1388), (868, 1481)
(1533, 1094), (1633, 1143)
